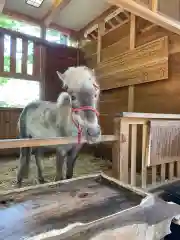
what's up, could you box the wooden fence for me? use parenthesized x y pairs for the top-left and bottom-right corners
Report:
(113, 112), (180, 190)
(1, 112), (180, 190)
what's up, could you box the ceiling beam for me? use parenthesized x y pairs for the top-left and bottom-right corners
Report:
(3, 8), (76, 36)
(107, 0), (180, 35)
(79, 6), (118, 38)
(42, 0), (71, 27)
(0, 0), (6, 12)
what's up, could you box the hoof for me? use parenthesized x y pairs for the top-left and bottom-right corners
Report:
(38, 179), (47, 184)
(16, 181), (22, 188)
(54, 176), (63, 182)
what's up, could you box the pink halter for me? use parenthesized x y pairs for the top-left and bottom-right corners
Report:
(71, 106), (99, 144)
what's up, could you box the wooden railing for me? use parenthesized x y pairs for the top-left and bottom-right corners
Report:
(1, 111), (180, 190)
(0, 27), (45, 82)
(113, 112), (180, 189)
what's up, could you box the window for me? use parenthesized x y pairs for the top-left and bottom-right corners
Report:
(0, 14), (78, 47)
(45, 28), (78, 47)
(0, 78), (40, 108)
(46, 28), (61, 44)
(0, 14), (41, 38)
(25, 0), (44, 8)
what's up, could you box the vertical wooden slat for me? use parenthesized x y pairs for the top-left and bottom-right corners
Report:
(131, 124), (137, 185)
(161, 163), (166, 181)
(5, 111), (10, 139)
(151, 166), (157, 184)
(177, 161), (180, 177)
(112, 118), (120, 179)
(97, 22), (105, 64)
(151, 0), (158, 12)
(22, 39), (28, 74)
(33, 43), (41, 78)
(0, 33), (4, 73)
(120, 119), (129, 183)
(39, 45), (46, 100)
(128, 86), (134, 111)
(128, 13), (136, 112)
(169, 162), (174, 180)
(141, 123), (148, 188)
(10, 36), (16, 73)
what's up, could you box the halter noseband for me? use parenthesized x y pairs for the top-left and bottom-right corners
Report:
(71, 106), (99, 144)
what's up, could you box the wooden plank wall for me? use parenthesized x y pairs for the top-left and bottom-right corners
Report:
(82, 15), (180, 160)
(0, 108), (22, 156)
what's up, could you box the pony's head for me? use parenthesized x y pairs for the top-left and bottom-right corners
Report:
(57, 66), (101, 143)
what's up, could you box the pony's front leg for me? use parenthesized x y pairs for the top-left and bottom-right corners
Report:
(34, 148), (46, 184)
(17, 147), (31, 188)
(66, 145), (82, 179)
(55, 150), (66, 181)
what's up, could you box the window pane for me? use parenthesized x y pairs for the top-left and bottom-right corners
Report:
(46, 28), (60, 43)
(0, 78), (40, 108)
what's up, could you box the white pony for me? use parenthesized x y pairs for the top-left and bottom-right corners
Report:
(17, 66), (101, 187)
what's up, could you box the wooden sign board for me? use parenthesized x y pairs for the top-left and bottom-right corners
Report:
(96, 36), (168, 90)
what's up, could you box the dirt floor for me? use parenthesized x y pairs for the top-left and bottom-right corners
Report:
(0, 153), (112, 191)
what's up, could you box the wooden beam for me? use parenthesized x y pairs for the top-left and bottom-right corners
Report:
(128, 13), (136, 112)
(43, 0), (71, 27)
(0, 135), (117, 149)
(79, 6), (118, 37)
(0, 0), (6, 12)
(107, 0), (180, 36)
(97, 22), (105, 63)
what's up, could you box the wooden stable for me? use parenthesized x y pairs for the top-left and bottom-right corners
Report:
(1, 0), (180, 190)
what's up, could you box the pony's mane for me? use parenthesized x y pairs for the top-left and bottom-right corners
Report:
(63, 66), (99, 92)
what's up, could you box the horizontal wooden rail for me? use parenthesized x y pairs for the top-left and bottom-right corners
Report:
(0, 135), (117, 149)
(116, 112), (180, 119)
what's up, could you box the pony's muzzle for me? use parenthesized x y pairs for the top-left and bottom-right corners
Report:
(87, 125), (101, 138)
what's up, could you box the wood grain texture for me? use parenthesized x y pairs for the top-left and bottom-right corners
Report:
(0, 174), (145, 240)
(96, 36), (168, 88)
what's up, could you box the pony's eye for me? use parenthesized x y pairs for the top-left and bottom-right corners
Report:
(71, 95), (76, 101)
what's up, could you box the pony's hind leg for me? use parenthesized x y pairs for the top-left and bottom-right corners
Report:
(34, 148), (46, 184)
(17, 147), (31, 188)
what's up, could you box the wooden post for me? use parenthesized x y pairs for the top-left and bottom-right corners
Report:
(151, 0), (158, 12)
(119, 119), (130, 183)
(128, 14), (136, 186)
(112, 118), (120, 179)
(128, 13), (136, 112)
(97, 22), (105, 63)
(141, 123), (148, 188)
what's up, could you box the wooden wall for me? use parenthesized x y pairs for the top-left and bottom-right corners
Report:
(82, 16), (180, 160)
(44, 44), (85, 102)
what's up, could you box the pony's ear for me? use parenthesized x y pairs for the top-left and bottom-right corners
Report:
(56, 71), (64, 81)
(56, 71), (68, 90)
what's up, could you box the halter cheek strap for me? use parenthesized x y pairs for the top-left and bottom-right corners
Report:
(71, 106), (99, 144)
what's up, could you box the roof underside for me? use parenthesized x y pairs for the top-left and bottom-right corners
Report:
(4, 0), (111, 31)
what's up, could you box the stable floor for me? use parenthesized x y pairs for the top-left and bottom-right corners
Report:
(0, 153), (112, 191)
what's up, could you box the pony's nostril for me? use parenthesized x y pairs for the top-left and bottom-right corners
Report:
(87, 126), (101, 137)
(63, 96), (71, 104)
